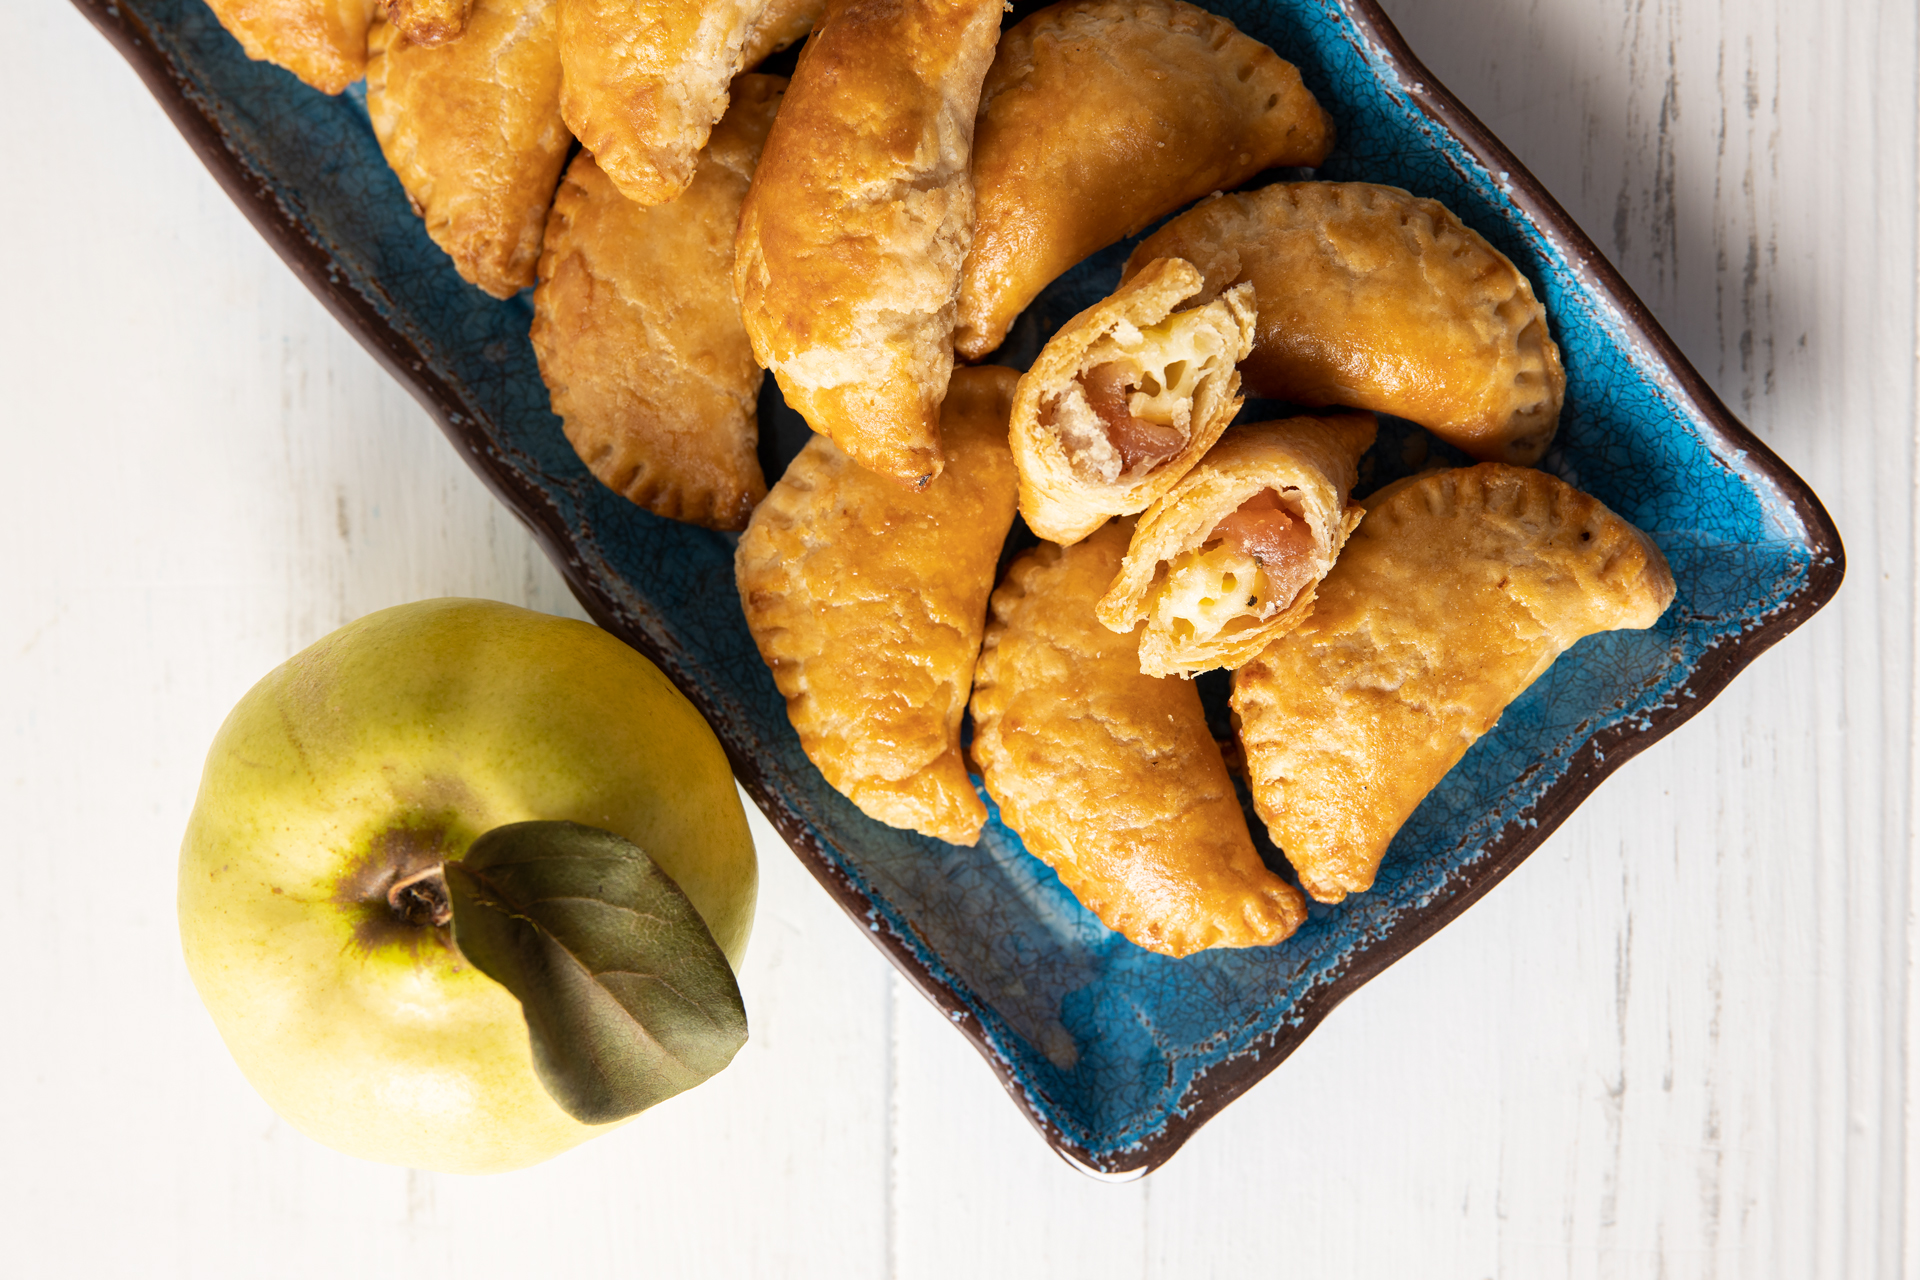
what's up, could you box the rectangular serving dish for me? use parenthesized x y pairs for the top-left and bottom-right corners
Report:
(82, 0), (1842, 1177)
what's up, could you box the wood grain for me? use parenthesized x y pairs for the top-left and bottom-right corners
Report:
(0, 0), (1908, 1274)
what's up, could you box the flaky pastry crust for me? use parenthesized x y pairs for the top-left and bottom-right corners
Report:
(367, 0), (570, 299)
(380, 0), (472, 46)
(734, 0), (1003, 488)
(1125, 183), (1567, 465)
(558, 0), (824, 207)
(206, 0), (373, 94)
(1097, 413), (1375, 676)
(740, 0), (822, 66)
(1231, 464), (1676, 903)
(735, 367), (1021, 845)
(532, 77), (784, 531)
(954, 0), (1334, 360)
(1010, 257), (1254, 545)
(970, 520), (1308, 957)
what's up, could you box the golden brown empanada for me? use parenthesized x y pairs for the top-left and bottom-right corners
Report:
(735, 367), (1020, 845)
(557, 0), (823, 207)
(1125, 183), (1567, 465)
(1097, 413), (1375, 676)
(970, 519), (1308, 958)
(733, 0), (1004, 488)
(1010, 257), (1254, 546)
(367, 0), (569, 299)
(206, 0), (374, 94)
(954, 0), (1335, 361)
(380, 0), (472, 46)
(531, 77), (783, 532)
(1232, 464), (1675, 903)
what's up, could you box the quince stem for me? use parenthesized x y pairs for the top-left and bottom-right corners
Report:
(388, 865), (452, 929)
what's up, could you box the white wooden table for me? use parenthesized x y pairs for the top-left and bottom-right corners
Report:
(2, 0), (1910, 1274)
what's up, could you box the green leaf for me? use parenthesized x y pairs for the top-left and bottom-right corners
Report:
(444, 820), (747, 1125)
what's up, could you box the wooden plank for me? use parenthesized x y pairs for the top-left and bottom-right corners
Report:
(2, 0), (1910, 1272)
(1132, 0), (1914, 1273)
(889, 971), (1148, 1278)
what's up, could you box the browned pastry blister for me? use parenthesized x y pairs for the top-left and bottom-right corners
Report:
(379, 0), (472, 45)
(734, 0), (1004, 488)
(969, 520), (1309, 958)
(1231, 464), (1676, 903)
(367, 0), (569, 299)
(531, 76), (784, 532)
(1125, 183), (1566, 465)
(954, 0), (1334, 361)
(206, 0), (374, 93)
(1010, 258), (1254, 546)
(1097, 413), (1376, 677)
(734, 367), (1021, 845)
(558, 0), (823, 207)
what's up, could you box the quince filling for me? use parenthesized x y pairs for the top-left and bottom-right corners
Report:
(1153, 490), (1318, 647)
(1040, 306), (1237, 486)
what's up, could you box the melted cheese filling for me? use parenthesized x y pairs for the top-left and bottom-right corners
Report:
(1153, 541), (1273, 647)
(1150, 490), (1320, 649)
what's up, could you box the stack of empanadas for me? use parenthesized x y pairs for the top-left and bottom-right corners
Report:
(212, 0), (1683, 961)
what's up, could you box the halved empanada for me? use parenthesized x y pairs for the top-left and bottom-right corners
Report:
(1097, 413), (1375, 676)
(1125, 183), (1566, 465)
(735, 367), (1020, 845)
(558, 0), (822, 207)
(206, 0), (374, 94)
(531, 76), (784, 531)
(1011, 257), (1254, 545)
(954, 0), (1334, 361)
(733, 0), (1004, 488)
(381, 0), (472, 45)
(1232, 464), (1676, 903)
(970, 519), (1308, 958)
(367, 0), (569, 299)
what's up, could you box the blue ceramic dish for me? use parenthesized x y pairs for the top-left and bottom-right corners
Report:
(83, 0), (1841, 1176)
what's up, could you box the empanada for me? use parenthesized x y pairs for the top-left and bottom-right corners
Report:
(970, 519), (1308, 958)
(1097, 413), (1375, 676)
(1010, 257), (1254, 545)
(206, 0), (374, 94)
(367, 0), (569, 299)
(735, 367), (1021, 845)
(380, 0), (472, 46)
(1232, 464), (1675, 903)
(1125, 183), (1567, 465)
(532, 77), (784, 531)
(954, 0), (1334, 361)
(734, 0), (1003, 488)
(557, 0), (823, 207)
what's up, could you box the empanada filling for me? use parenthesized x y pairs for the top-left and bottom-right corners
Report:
(1152, 489), (1318, 647)
(1040, 304), (1239, 487)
